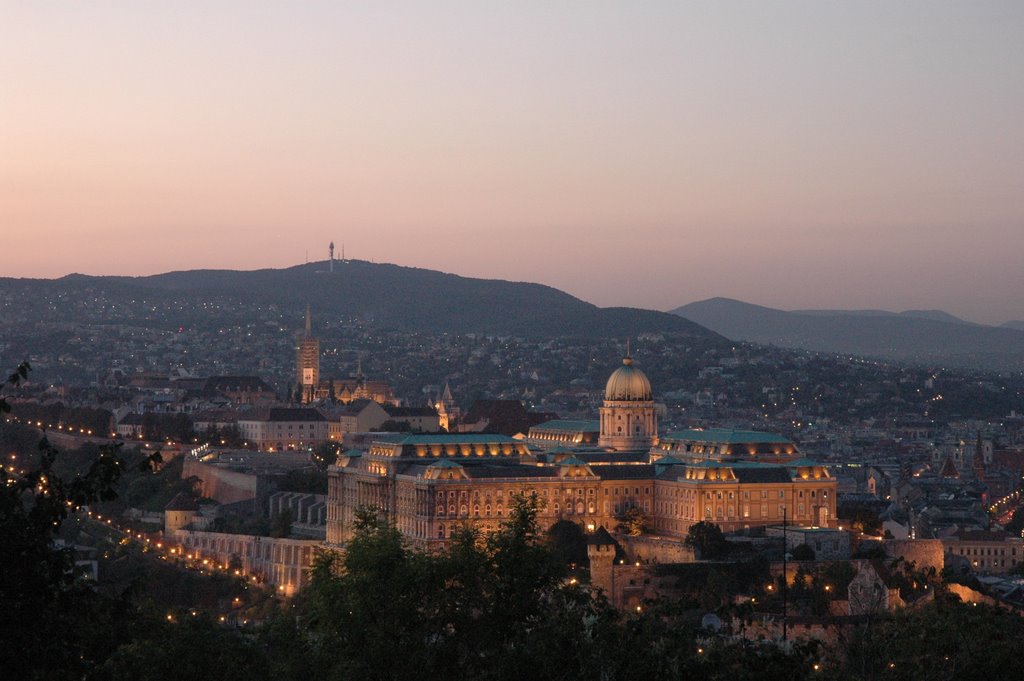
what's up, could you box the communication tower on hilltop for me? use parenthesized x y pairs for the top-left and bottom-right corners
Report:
(329, 241), (335, 272)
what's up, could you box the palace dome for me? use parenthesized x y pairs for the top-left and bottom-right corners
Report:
(604, 357), (653, 401)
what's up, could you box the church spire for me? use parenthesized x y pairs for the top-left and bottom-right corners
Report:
(304, 304), (312, 337)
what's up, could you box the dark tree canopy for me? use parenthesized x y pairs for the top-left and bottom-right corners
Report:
(685, 520), (730, 559)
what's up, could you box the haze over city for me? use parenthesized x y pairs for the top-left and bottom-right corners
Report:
(8, 4), (1024, 679)
(3, 2), (1022, 323)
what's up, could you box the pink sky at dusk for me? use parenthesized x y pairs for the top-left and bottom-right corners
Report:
(2, 2), (1022, 323)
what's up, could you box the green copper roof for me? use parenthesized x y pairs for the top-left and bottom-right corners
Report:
(685, 460), (785, 469)
(428, 459), (464, 468)
(397, 434), (520, 445)
(531, 419), (600, 432)
(786, 458), (824, 467)
(559, 456), (590, 467)
(664, 428), (792, 444)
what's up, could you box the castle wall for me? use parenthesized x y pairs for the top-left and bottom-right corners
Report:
(619, 534), (696, 564)
(183, 458), (260, 504)
(882, 539), (945, 570)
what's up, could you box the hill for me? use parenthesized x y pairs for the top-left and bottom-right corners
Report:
(9, 261), (721, 341)
(671, 298), (1024, 371)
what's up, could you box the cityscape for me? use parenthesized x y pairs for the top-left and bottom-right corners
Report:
(3, 3), (1024, 680)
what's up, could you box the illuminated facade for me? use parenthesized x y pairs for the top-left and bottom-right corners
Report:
(325, 357), (836, 547)
(296, 306), (320, 404)
(598, 355), (657, 450)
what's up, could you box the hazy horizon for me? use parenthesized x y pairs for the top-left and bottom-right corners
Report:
(3, 2), (1022, 324)
(6, 256), (1022, 327)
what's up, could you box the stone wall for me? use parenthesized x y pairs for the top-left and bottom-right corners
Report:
(882, 539), (944, 570)
(183, 458), (260, 504)
(172, 529), (320, 595)
(619, 534), (696, 564)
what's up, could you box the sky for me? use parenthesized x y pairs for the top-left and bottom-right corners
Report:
(2, 2), (1023, 324)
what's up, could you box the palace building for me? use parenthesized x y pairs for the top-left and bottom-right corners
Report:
(326, 352), (836, 547)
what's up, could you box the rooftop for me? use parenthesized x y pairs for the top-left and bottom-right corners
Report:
(663, 428), (793, 444)
(529, 419), (600, 433)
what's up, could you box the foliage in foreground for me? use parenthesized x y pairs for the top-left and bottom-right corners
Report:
(6, 363), (1024, 681)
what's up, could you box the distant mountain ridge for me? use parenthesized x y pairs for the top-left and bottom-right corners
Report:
(794, 308), (976, 326)
(671, 297), (1024, 371)
(7, 261), (721, 341)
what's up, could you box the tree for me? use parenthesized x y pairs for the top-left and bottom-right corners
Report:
(622, 506), (651, 536)
(546, 519), (589, 570)
(270, 508), (294, 538)
(685, 520), (729, 559)
(297, 496), (621, 681)
(791, 543), (816, 561)
(1004, 507), (1024, 537)
(101, 614), (271, 681)
(0, 363), (161, 680)
(844, 597), (1024, 680)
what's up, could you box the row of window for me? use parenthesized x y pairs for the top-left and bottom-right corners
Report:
(957, 546), (1019, 557)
